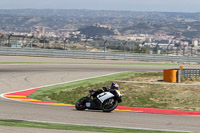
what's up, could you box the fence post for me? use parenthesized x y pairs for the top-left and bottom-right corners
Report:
(178, 66), (183, 83)
(199, 69), (200, 78)
(178, 70), (181, 83)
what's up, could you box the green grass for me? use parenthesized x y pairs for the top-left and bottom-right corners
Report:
(120, 73), (200, 111)
(28, 72), (138, 102)
(0, 120), (186, 133)
(29, 72), (200, 111)
(0, 62), (174, 65)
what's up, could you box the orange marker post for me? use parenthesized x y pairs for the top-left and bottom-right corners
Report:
(179, 66), (183, 70)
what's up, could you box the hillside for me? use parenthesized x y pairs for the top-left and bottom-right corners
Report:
(1, 9), (200, 38)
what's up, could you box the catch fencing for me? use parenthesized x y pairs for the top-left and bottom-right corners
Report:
(0, 47), (200, 63)
(181, 69), (200, 79)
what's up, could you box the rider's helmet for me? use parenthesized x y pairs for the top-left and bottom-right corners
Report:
(110, 82), (119, 90)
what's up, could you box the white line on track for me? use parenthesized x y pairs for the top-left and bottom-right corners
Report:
(0, 71), (127, 105)
(0, 119), (193, 133)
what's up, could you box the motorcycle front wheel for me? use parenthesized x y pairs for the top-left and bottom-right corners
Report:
(102, 98), (118, 112)
(75, 97), (89, 110)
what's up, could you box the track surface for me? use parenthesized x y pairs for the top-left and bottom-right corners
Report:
(0, 56), (200, 132)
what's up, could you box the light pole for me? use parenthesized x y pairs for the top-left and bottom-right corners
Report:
(190, 45), (194, 56)
(149, 43), (154, 54)
(156, 42), (159, 54)
(42, 37), (46, 49)
(22, 35), (26, 48)
(141, 41), (145, 53)
(183, 45), (187, 56)
(0, 34), (3, 47)
(123, 41), (127, 52)
(167, 41), (172, 55)
(30, 36), (34, 48)
(176, 43), (180, 55)
(104, 40), (108, 52)
(7, 34), (12, 47)
(84, 39), (88, 51)
(63, 38), (68, 50)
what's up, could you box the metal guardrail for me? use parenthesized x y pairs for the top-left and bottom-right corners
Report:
(182, 69), (200, 79)
(0, 47), (200, 63)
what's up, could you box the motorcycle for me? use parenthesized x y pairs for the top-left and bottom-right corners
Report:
(75, 86), (122, 112)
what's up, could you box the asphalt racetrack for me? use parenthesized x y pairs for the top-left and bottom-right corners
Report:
(0, 56), (200, 132)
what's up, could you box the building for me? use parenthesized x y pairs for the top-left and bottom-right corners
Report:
(30, 26), (46, 37)
(193, 39), (199, 47)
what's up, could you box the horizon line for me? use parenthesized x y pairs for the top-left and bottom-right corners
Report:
(0, 8), (199, 14)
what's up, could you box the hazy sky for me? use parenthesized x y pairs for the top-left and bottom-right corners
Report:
(1, 0), (200, 12)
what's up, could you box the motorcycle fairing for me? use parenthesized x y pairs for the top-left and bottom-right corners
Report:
(97, 92), (114, 103)
(115, 89), (122, 96)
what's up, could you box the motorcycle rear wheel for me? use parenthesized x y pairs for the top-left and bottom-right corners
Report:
(75, 97), (88, 110)
(102, 98), (118, 112)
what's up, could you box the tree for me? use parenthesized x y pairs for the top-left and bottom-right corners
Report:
(133, 45), (148, 53)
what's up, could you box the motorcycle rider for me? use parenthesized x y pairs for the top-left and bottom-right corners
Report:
(90, 82), (119, 97)
(88, 82), (120, 109)
(109, 82), (122, 103)
(110, 82), (119, 90)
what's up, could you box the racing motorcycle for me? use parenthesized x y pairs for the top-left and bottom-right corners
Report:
(75, 82), (122, 112)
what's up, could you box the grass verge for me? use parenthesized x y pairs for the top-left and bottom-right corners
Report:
(28, 72), (138, 102)
(0, 62), (174, 65)
(0, 120), (186, 133)
(120, 72), (200, 111)
(29, 72), (200, 111)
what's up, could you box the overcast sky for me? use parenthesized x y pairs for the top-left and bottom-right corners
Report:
(0, 0), (200, 12)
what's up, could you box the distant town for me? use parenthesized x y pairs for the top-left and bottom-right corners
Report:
(0, 9), (200, 55)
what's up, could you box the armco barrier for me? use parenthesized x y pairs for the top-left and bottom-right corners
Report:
(181, 69), (200, 79)
(0, 47), (200, 63)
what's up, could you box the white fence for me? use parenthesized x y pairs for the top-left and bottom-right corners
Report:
(0, 47), (200, 63)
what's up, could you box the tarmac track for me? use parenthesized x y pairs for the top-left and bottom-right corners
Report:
(0, 56), (200, 132)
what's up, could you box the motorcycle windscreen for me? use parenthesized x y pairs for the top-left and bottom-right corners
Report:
(97, 92), (114, 103)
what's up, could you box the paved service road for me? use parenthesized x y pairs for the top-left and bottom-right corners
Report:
(0, 56), (200, 132)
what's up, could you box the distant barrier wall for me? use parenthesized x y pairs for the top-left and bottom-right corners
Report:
(0, 47), (200, 63)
